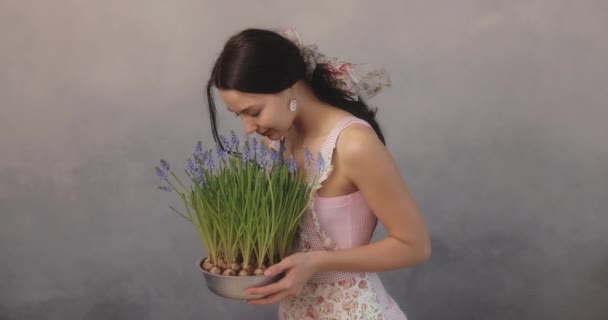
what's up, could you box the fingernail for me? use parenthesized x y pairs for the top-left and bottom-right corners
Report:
(264, 270), (272, 277)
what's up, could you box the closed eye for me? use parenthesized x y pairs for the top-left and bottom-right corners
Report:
(234, 112), (258, 117)
(233, 105), (261, 118)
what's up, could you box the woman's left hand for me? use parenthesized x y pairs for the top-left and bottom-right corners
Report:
(245, 252), (319, 305)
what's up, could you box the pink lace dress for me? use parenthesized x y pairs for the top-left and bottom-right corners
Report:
(270, 116), (408, 320)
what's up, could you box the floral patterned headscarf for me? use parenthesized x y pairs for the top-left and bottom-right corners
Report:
(275, 27), (391, 102)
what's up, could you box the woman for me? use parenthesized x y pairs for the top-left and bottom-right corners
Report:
(205, 27), (431, 320)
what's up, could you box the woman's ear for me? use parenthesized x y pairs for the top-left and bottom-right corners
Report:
(287, 80), (303, 99)
(289, 80), (302, 92)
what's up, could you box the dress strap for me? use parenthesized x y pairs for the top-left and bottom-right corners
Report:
(320, 116), (374, 166)
(270, 116), (376, 187)
(310, 116), (376, 187)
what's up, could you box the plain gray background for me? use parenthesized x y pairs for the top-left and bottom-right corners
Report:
(1, 0), (607, 319)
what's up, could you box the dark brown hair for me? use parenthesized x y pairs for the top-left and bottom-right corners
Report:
(206, 28), (386, 147)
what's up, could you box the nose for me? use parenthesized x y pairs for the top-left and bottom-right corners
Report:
(242, 117), (258, 135)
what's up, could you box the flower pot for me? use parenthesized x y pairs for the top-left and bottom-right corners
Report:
(197, 258), (285, 300)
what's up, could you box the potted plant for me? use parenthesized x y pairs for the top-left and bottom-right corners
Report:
(154, 131), (324, 300)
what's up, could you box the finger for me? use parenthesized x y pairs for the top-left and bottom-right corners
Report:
(247, 289), (293, 305)
(245, 280), (286, 297)
(264, 257), (292, 277)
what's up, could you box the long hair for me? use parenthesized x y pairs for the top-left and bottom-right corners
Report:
(206, 28), (386, 148)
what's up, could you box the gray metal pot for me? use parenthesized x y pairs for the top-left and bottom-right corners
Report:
(198, 258), (285, 300)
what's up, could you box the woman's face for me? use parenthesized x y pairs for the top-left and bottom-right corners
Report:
(218, 88), (295, 141)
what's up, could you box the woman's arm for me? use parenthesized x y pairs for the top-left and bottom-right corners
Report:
(312, 124), (431, 272)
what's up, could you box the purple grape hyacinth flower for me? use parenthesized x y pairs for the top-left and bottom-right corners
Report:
(270, 149), (281, 166)
(157, 185), (172, 192)
(195, 168), (205, 186)
(186, 158), (196, 178)
(155, 166), (167, 181)
(199, 148), (209, 166)
(257, 142), (267, 168)
(242, 141), (252, 165)
(220, 135), (230, 151)
(203, 150), (216, 171)
(251, 137), (259, 157)
(287, 155), (297, 173)
(216, 143), (227, 162)
(160, 159), (170, 171)
(315, 152), (326, 174)
(304, 146), (314, 170)
(230, 130), (240, 151)
(194, 141), (203, 161)
(187, 153), (205, 185)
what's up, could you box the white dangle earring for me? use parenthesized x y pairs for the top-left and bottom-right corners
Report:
(289, 98), (298, 112)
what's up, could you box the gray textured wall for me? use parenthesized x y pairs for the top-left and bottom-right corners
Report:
(1, 1), (606, 319)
